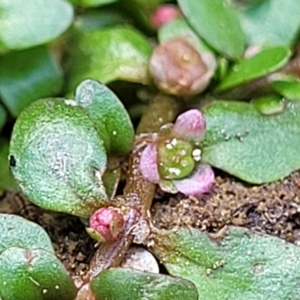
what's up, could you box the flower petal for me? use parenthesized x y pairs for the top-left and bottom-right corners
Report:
(173, 109), (206, 142)
(173, 164), (214, 196)
(139, 143), (160, 183)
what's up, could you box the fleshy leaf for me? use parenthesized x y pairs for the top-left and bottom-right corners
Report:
(0, 46), (63, 117)
(75, 79), (134, 155)
(271, 74), (300, 101)
(0, 0), (73, 51)
(153, 226), (300, 299)
(0, 247), (77, 300)
(238, 0), (300, 47)
(217, 46), (291, 92)
(9, 98), (108, 217)
(201, 99), (300, 183)
(0, 214), (53, 254)
(91, 267), (198, 300)
(0, 139), (17, 190)
(77, 0), (117, 7)
(251, 94), (285, 115)
(66, 26), (153, 92)
(178, 0), (246, 59)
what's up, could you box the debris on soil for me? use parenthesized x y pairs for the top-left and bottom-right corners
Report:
(152, 170), (300, 244)
(1, 170), (300, 275)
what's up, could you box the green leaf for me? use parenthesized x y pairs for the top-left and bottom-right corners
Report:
(9, 98), (108, 217)
(158, 18), (212, 53)
(153, 226), (300, 300)
(217, 46), (291, 92)
(66, 26), (153, 92)
(271, 74), (300, 101)
(0, 0), (73, 51)
(75, 79), (134, 155)
(91, 267), (198, 300)
(0, 139), (17, 190)
(178, 0), (246, 59)
(0, 247), (77, 300)
(239, 0), (300, 47)
(0, 214), (53, 254)
(201, 100), (300, 183)
(0, 46), (63, 117)
(78, 0), (117, 7)
(251, 94), (285, 115)
(0, 105), (6, 132)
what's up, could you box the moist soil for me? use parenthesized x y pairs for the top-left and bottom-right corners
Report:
(1, 170), (300, 276)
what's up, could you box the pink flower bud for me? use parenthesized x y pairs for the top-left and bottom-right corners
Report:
(150, 4), (181, 30)
(149, 38), (215, 96)
(89, 207), (125, 243)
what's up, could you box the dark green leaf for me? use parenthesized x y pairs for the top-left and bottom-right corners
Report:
(9, 98), (108, 217)
(201, 100), (300, 183)
(217, 46), (291, 92)
(0, 214), (53, 254)
(75, 80), (134, 155)
(0, 139), (17, 190)
(91, 268), (198, 300)
(153, 226), (300, 300)
(0, 46), (63, 117)
(239, 0), (300, 46)
(0, 247), (76, 300)
(0, 0), (73, 51)
(0, 105), (6, 132)
(66, 26), (152, 92)
(178, 0), (246, 59)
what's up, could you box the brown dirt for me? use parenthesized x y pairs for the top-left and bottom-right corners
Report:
(1, 170), (300, 275)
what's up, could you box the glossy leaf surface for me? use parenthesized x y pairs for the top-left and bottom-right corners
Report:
(178, 0), (246, 59)
(0, 46), (63, 117)
(217, 46), (291, 91)
(91, 267), (198, 300)
(75, 79), (134, 155)
(202, 100), (300, 183)
(9, 98), (108, 217)
(66, 26), (152, 92)
(0, 247), (76, 300)
(0, 214), (53, 254)
(0, 0), (73, 51)
(154, 226), (300, 300)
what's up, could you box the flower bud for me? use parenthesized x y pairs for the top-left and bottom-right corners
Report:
(149, 38), (215, 96)
(150, 4), (181, 30)
(88, 207), (125, 243)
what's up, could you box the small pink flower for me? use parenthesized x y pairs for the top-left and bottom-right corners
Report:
(88, 207), (125, 243)
(139, 109), (214, 196)
(150, 4), (181, 30)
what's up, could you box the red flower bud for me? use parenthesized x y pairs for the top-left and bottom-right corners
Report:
(150, 4), (181, 30)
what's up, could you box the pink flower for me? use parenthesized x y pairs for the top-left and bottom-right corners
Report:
(150, 4), (181, 30)
(139, 109), (214, 196)
(87, 207), (125, 243)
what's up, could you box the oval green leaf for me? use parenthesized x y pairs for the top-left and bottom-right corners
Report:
(0, 0), (73, 51)
(75, 79), (134, 156)
(66, 26), (152, 92)
(153, 226), (300, 300)
(0, 247), (77, 300)
(9, 98), (108, 217)
(271, 74), (300, 101)
(239, 0), (300, 46)
(178, 0), (246, 59)
(201, 100), (300, 183)
(0, 46), (63, 117)
(251, 94), (285, 115)
(91, 268), (198, 300)
(77, 0), (117, 7)
(217, 46), (291, 91)
(0, 214), (53, 254)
